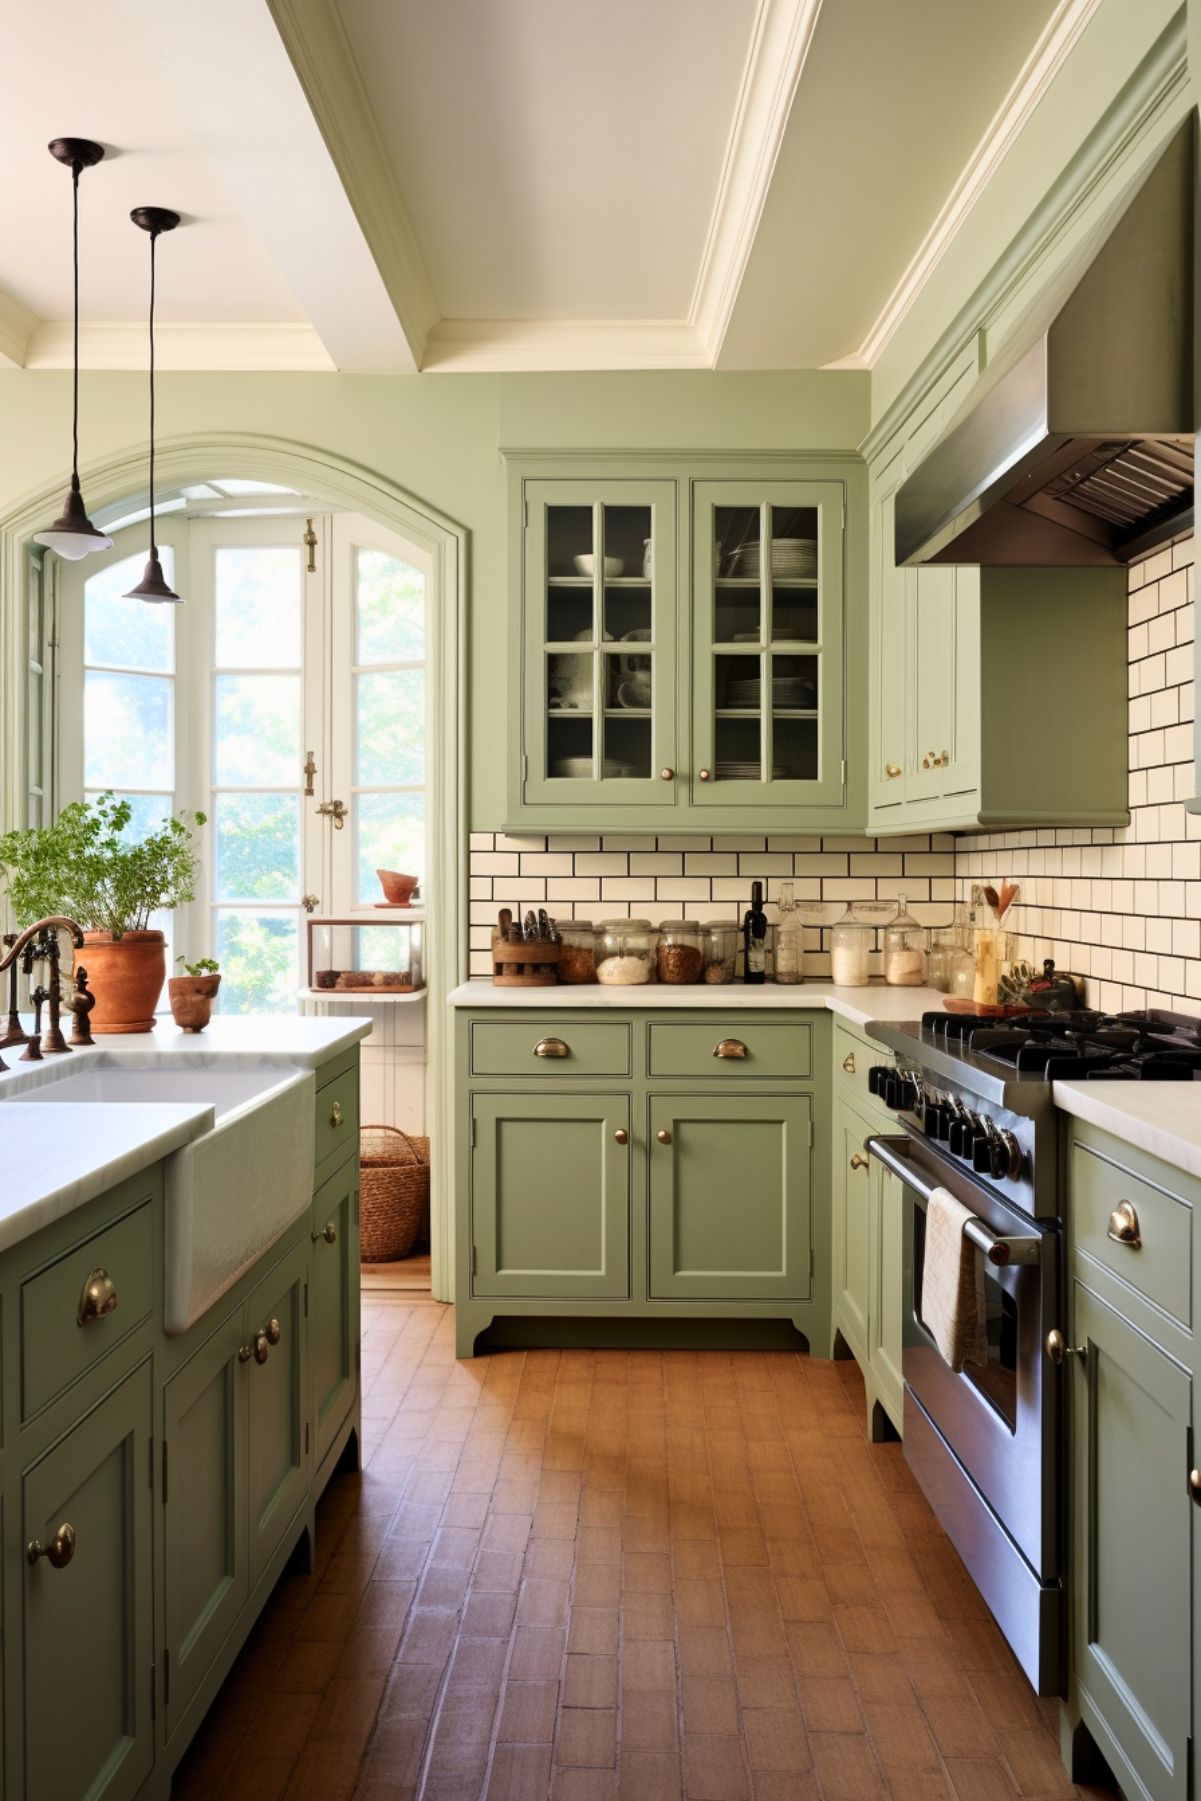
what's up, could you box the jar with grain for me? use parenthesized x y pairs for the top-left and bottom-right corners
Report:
(656, 920), (704, 985)
(596, 919), (658, 986)
(884, 893), (927, 986)
(557, 920), (597, 984)
(830, 904), (872, 987)
(700, 922), (738, 984)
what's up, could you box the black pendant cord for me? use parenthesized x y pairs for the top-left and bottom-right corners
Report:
(147, 226), (158, 559)
(70, 161), (81, 493)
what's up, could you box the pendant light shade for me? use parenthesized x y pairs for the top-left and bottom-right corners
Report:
(125, 206), (182, 604)
(33, 138), (113, 561)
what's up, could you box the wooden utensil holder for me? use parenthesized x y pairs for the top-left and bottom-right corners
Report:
(491, 934), (561, 986)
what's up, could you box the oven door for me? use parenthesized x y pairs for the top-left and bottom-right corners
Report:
(868, 1133), (1062, 1694)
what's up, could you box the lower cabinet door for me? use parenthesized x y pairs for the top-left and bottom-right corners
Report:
(868, 1153), (906, 1430)
(311, 1159), (360, 1469)
(245, 1236), (311, 1589)
(832, 1101), (870, 1360)
(22, 1363), (154, 1801)
(163, 1304), (248, 1734)
(1071, 1278), (1191, 1800)
(648, 1093), (811, 1300)
(471, 1093), (631, 1299)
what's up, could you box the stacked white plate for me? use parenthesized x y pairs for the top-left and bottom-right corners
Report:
(727, 676), (815, 709)
(722, 537), (817, 580)
(552, 756), (637, 779)
(715, 762), (791, 781)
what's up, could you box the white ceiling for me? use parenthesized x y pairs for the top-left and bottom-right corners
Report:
(0, 0), (1093, 374)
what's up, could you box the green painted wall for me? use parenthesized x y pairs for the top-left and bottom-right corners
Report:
(0, 366), (868, 827)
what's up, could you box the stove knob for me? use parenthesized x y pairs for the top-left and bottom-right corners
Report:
(972, 1136), (994, 1175)
(947, 1117), (967, 1157)
(867, 1065), (890, 1097)
(884, 1076), (903, 1110)
(924, 1102), (949, 1140)
(1000, 1131), (1023, 1181)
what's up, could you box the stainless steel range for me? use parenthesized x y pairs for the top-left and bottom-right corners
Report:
(863, 1006), (1201, 1699)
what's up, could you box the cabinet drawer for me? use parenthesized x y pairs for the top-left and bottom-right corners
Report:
(470, 1018), (631, 1078)
(21, 1201), (154, 1420)
(1071, 1141), (1191, 1326)
(315, 1065), (359, 1169)
(833, 1023), (879, 1110)
(647, 1020), (811, 1079)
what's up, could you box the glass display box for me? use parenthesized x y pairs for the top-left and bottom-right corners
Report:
(306, 915), (425, 995)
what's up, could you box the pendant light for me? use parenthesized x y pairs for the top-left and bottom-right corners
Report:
(33, 139), (113, 561)
(124, 206), (182, 603)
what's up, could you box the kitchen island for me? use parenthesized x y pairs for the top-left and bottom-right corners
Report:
(0, 1016), (368, 1801)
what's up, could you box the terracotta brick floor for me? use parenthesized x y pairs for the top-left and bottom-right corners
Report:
(172, 1294), (1118, 1800)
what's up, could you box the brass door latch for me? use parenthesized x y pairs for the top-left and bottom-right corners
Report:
(316, 799), (347, 829)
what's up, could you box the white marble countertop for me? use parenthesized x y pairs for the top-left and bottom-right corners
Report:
(1053, 1080), (1201, 1183)
(447, 979), (942, 1031)
(0, 1014), (371, 1255)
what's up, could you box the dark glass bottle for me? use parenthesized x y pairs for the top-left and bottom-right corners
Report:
(743, 881), (767, 984)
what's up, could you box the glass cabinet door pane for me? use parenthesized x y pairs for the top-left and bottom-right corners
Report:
(713, 504), (762, 644)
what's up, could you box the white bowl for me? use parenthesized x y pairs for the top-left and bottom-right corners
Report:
(574, 555), (623, 578)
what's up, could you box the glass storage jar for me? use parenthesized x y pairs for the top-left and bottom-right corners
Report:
(700, 922), (738, 985)
(830, 904), (872, 987)
(884, 893), (927, 986)
(926, 925), (957, 993)
(596, 919), (658, 986)
(557, 920), (597, 984)
(657, 921), (704, 984)
(774, 882), (804, 984)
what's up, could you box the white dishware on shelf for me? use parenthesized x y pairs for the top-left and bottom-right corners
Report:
(574, 554), (623, 578)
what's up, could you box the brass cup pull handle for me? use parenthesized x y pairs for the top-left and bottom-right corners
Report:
(534, 1038), (569, 1059)
(28, 1523), (76, 1569)
(841, 1052), (856, 1074)
(849, 1153), (868, 1170)
(884, 763), (902, 779)
(1189, 1469), (1201, 1505)
(1045, 1329), (1085, 1366)
(77, 1266), (118, 1327)
(313, 1222), (337, 1245)
(614, 1128), (629, 1145)
(1106, 1201), (1141, 1248)
(699, 768), (712, 782)
(713, 1039), (748, 1060)
(657, 1129), (672, 1145)
(330, 1099), (345, 1128)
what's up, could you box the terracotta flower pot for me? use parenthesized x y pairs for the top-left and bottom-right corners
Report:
(81, 930), (167, 1034)
(376, 868), (419, 906)
(168, 973), (221, 1033)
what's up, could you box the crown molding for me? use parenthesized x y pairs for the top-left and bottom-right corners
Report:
(267, 0), (439, 370)
(0, 287), (37, 370)
(423, 318), (709, 373)
(688, 0), (824, 365)
(22, 322), (337, 373)
(850, 0), (1102, 369)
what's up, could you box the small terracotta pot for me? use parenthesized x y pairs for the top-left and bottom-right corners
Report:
(376, 868), (418, 906)
(168, 973), (222, 1033)
(82, 930), (167, 1034)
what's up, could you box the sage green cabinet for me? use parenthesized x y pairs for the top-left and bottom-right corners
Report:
(162, 1305), (247, 1736)
(868, 1152), (905, 1431)
(1068, 1276), (1191, 1800)
(831, 1099), (871, 1363)
(21, 1363), (154, 1801)
(310, 1158), (360, 1471)
(647, 1093), (811, 1302)
(245, 1235), (311, 1589)
(470, 1092), (631, 1300)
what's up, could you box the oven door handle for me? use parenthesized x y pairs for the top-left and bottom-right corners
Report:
(865, 1135), (1042, 1267)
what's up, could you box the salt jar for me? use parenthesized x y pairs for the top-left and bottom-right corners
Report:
(884, 894), (927, 987)
(830, 904), (872, 987)
(596, 919), (658, 986)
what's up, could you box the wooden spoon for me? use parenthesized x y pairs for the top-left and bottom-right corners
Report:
(997, 881), (1018, 917)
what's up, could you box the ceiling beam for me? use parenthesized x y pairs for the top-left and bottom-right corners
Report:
(0, 286), (38, 369)
(689, 0), (824, 367)
(24, 322), (335, 372)
(109, 0), (423, 372)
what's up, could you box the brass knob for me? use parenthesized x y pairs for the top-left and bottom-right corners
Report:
(657, 1129), (672, 1145)
(660, 767), (675, 781)
(312, 1222), (337, 1245)
(1045, 1329), (1085, 1366)
(614, 1128), (628, 1145)
(1106, 1201), (1141, 1248)
(699, 768), (712, 781)
(27, 1523), (76, 1569)
(938, 751), (949, 766)
(77, 1266), (118, 1327)
(252, 1333), (271, 1365)
(921, 756), (932, 770)
(850, 1153), (868, 1170)
(238, 1343), (253, 1364)
(713, 1038), (748, 1060)
(1189, 1469), (1201, 1505)
(534, 1037), (569, 1059)
(884, 764), (902, 779)
(841, 1052), (856, 1074)
(264, 1317), (282, 1346)
(330, 1099), (344, 1128)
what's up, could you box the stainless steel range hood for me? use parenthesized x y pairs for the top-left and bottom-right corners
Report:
(896, 118), (1195, 567)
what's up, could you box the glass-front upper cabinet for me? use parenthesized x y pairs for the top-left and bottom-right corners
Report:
(692, 481), (845, 810)
(521, 480), (677, 809)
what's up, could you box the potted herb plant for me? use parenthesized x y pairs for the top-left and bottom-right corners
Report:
(0, 793), (206, 1033)
(169, 955), (221, 1032)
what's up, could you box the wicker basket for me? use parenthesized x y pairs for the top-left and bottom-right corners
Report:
(359, 1124), (430, 1262)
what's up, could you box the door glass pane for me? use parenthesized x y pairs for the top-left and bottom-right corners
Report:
(215, 911), (297, 1013)
(85, 790), (174, 843)
(767, 505), (819, 642)
(215, 793), (300, 901)
(713, 505), (761, 644)
(214, 675), (299, 785)
(546, 505), (593, 579)
(84, 671), (173, 789)
(214, 547), (302, 668)
(356, 669), (424, 785)
(84, 550), (175, 671)
(356, 549), (424, 663)
(598, 505), (651, 581)
(357, 793), (424, 901)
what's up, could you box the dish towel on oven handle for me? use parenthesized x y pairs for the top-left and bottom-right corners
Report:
(920, 1186), (989, 1372)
